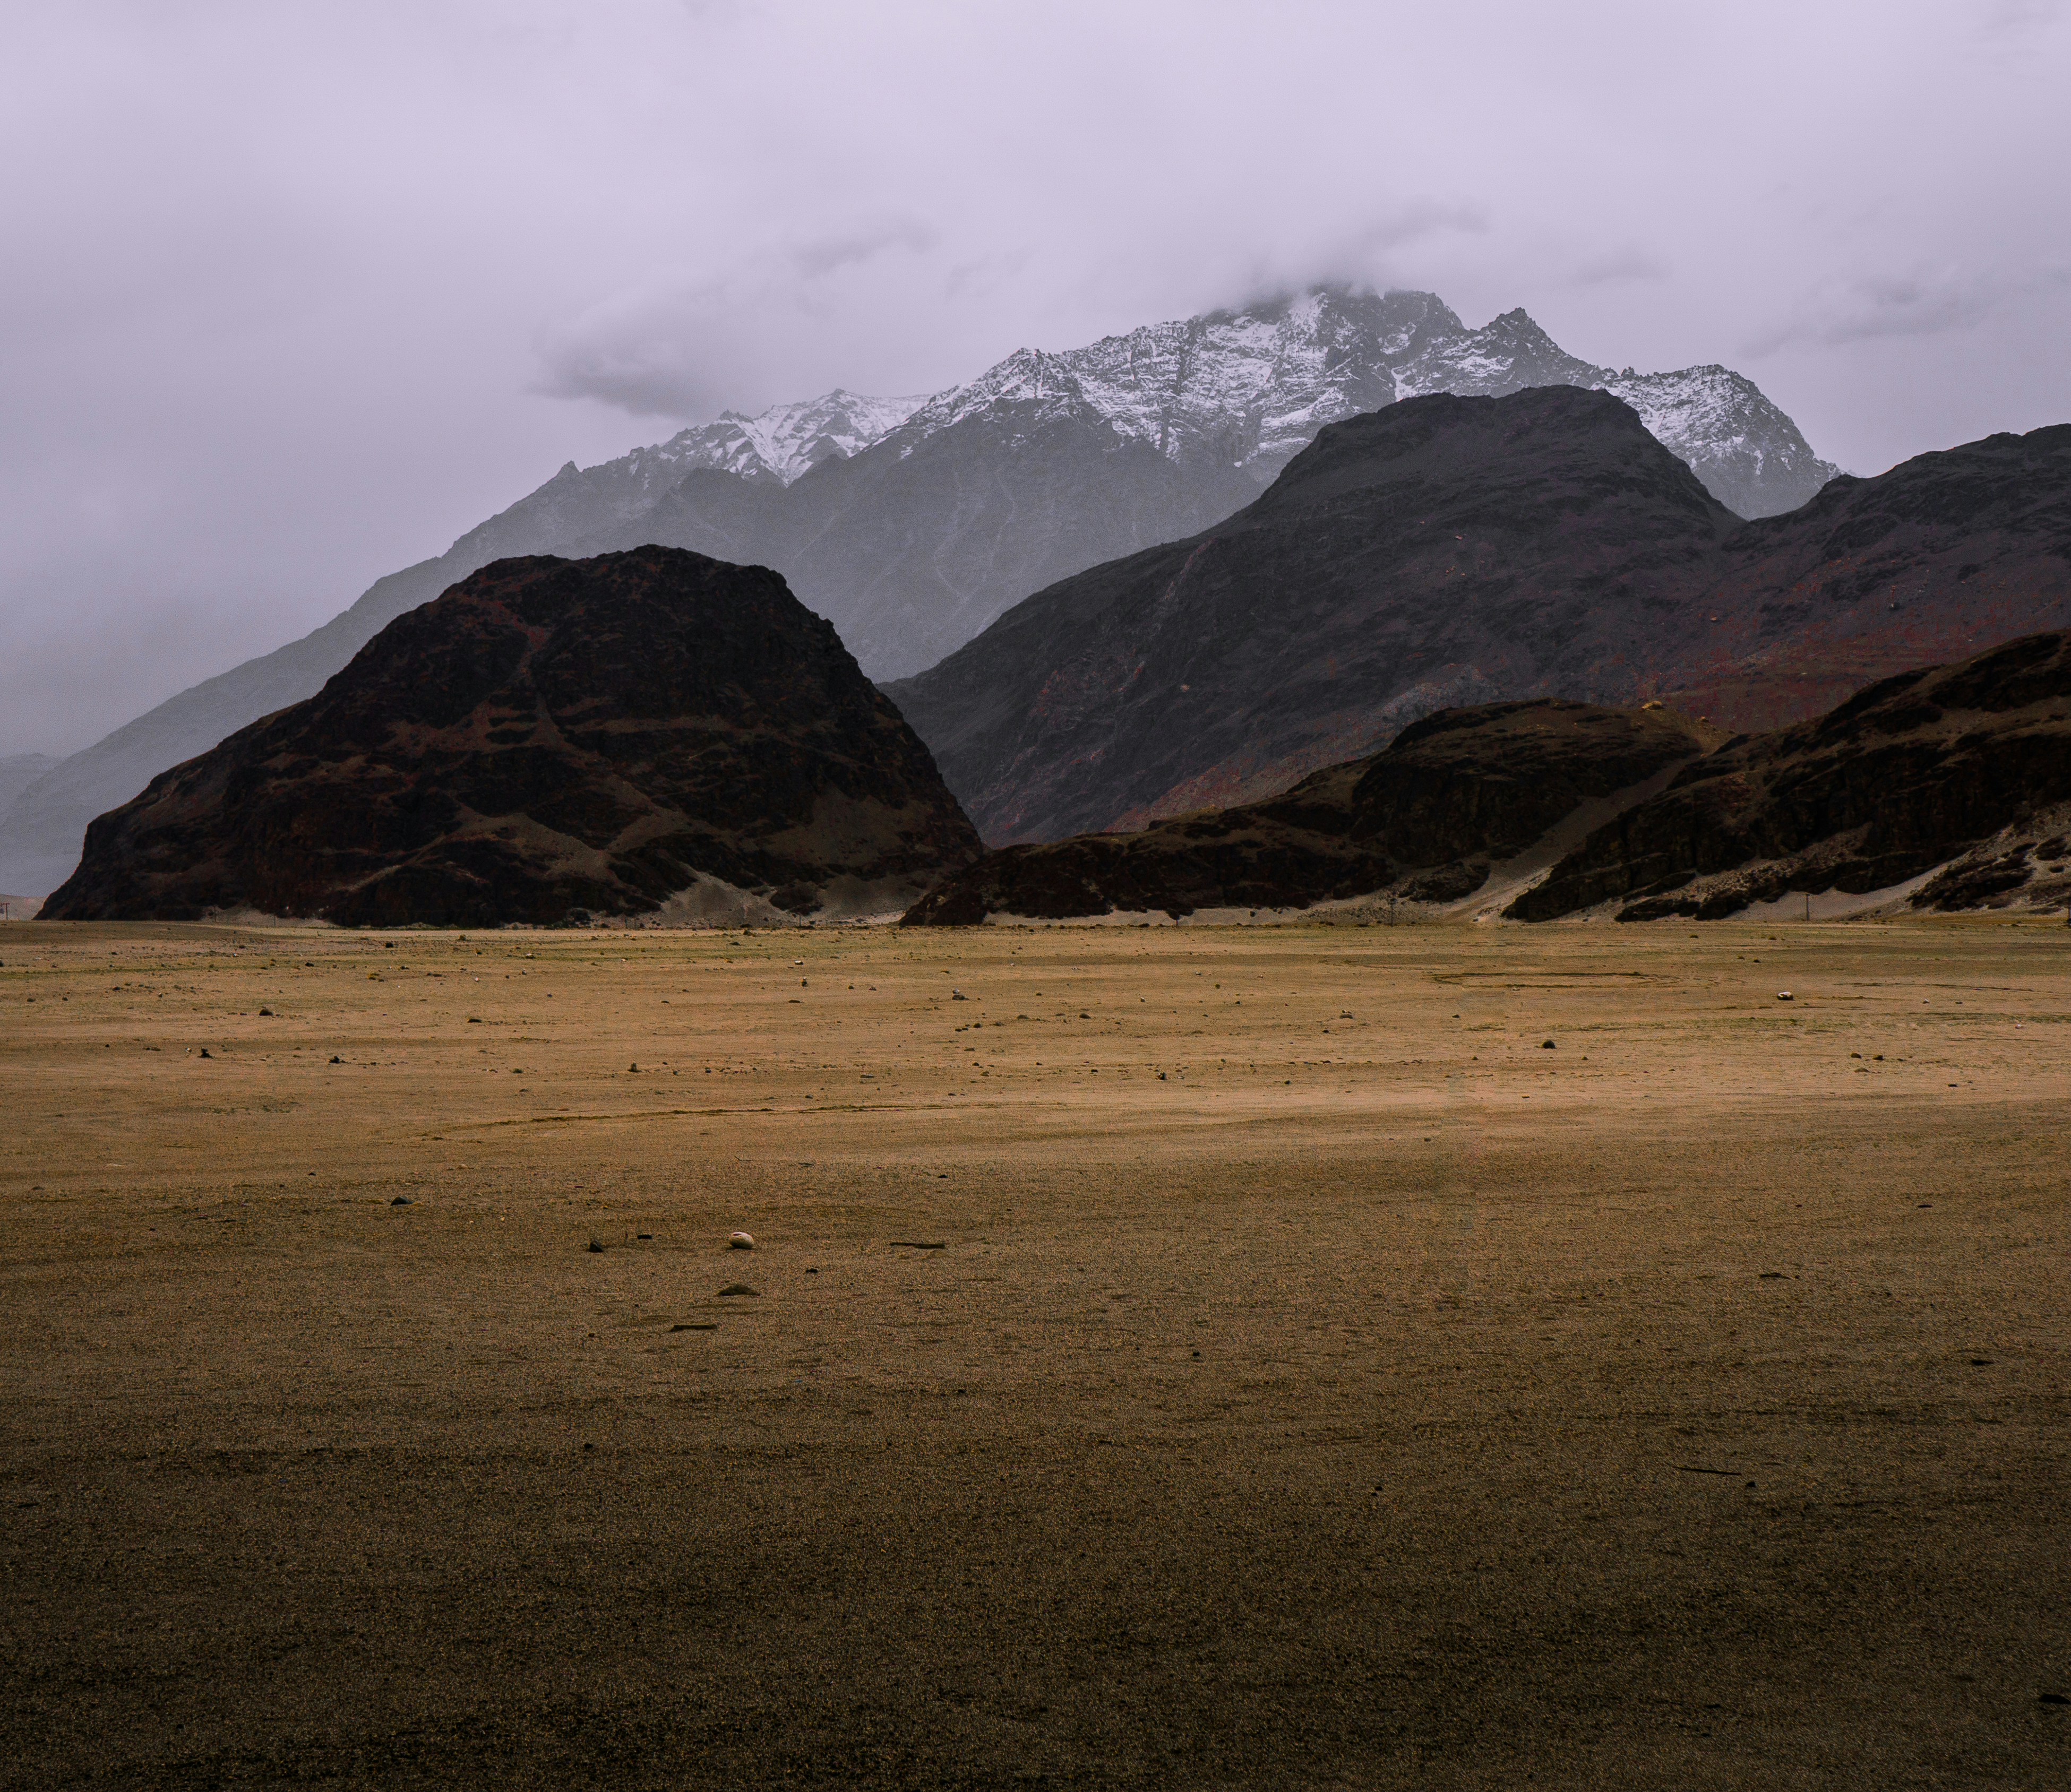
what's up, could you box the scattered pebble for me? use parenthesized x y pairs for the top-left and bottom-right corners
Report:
(1777, 991), (1793, 1001)
(729, 1231), (755, 1250)
(197, 1048), (213, 1060)
(587, 1238), (605, 1253)
(1542, 1039), (1556, 1049)
(718, 1283), (760, 1297)
(329, 1055), (342, 1064)
(889, 1239), (948, 1250)
(390, 1196), (411, 1207)
(670, 1321), (718, 1332)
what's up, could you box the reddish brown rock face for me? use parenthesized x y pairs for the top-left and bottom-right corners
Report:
(42, 547), (982, 926)
(1511, 630), (2071, 920)
(903, 700), (1721, 925)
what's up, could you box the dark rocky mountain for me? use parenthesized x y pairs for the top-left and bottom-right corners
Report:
(889, 387), (1745, 843)
(0, 463), (680, 904)
(889, 397), (2071, 846)
(1653, 426), (2071, 729)
(904, 701), (1722, 925)
(40, 549), (981, 927)
(1511, 630), (2071, 921)
(1, 285), (1835, 900)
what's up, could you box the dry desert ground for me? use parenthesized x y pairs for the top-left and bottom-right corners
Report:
(3, 916), (2068, 1789)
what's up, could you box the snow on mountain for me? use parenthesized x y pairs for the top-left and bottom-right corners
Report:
(558, 286), (1833, 527)
(886, 350), (1101, 445)
(1393, 306), (1603, 403)
(894, 287), (1840, 517)
(1596, 365), (1841, 520)
(645, 389), (929, 486)
(889, 289), (1463, 477)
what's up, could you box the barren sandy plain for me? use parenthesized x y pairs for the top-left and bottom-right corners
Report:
(3, 916), (2068, 1789)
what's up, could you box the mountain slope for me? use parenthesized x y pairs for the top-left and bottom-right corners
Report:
(887, 399), (2070, 847)
(637, 390), (929, 486)
(903, 701), (1721, 924)
(0, 754), (59, 817)
(1656, 425), (2071, 728)
(888, 387), (1741, 843)
(1510, 630), (2071, 921)
(604, 389), (1258, 678)
(4, 285), (1837, 898)
(41, 548), (981, 927)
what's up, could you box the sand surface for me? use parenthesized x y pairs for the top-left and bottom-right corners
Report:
(3, 917), (2068, 1788)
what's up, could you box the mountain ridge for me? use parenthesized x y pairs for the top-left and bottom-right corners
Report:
(1510, 628), (2071, 922)
(2, 284), (1843, 897)
(897, 631), (2071, 928)
(902, 700), (1726, 926)
(886, 391), (2070, 847)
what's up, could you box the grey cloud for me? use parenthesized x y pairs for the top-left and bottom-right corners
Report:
(1974, 0), (2065, 37)
(1749, 264), (2071, 353)
(3, 1), (2069, 756)
(534, 221), (950, 419)
(789, 217), (938, 280)
(1569, 248), (1671, 288)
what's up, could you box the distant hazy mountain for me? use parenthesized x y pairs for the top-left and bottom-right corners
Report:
(582, 287), (1840, 677)
(0, 753), (59, 816)
(2, 285), (1841, 897)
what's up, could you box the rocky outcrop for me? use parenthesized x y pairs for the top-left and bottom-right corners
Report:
(903, 701), (1720, 924)
(40, 548), (981, 927)
(1509, 630), (2071, 920)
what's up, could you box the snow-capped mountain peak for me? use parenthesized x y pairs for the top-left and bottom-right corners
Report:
(889, 285), (1838, 514)
(909, 286), (1465, 476)
(578, 283), (1835, 521)
(639, 387), (930, 487)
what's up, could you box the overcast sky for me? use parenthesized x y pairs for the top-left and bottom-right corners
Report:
(3, 0), (2067, 757)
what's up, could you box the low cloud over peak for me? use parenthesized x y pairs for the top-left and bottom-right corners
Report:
(2, 1), (2067, 755)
